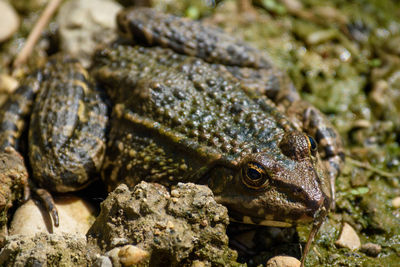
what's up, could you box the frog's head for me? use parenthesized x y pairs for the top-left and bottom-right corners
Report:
(208, 131), (331, 227)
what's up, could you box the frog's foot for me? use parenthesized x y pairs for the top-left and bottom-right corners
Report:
(286, 100), (344, 208)
(29, 181), (59, 227)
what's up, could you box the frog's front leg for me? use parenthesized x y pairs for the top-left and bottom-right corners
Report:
(0, 73), (56, 224)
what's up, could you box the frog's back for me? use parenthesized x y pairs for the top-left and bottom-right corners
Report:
(95, 45), (294, 190)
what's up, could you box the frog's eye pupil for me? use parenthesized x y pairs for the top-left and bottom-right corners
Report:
(247, 167), (261, 180)
(242, 162), (269, 189)
(307, 135), (317, 151)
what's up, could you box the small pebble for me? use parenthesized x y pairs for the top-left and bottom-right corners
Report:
(266, 255), (301, 267)
(335, 222), (361, 250)
(0, 74), (19, 94)
(118, 245), (149, 266)
(57, 0), (122, 66)
(106, 247), (121, 266)
(391, 196), (400, 208)
(191, 260), (207, 267)
(166, 220), (175, 229)
(110, 237), (129, 247)
(361, 242), (382, 257)
(170, 189), (180, 197)
(0, 1), (19, 42)
(200, 219), (208, 227)
(93, 255), (113, 267)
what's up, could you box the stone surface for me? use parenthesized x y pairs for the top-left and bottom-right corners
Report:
(10, 195), (96, 237)
(391, 196), (400, 208)
(335, 222), (361, 250)
(93, 255), (113, 267)
(87, 182), (240, 266)
(0, 74), (19, 94)
(0, 232), (99, 266)
(118, 245), (149, 266)
(266, 255), (301, 267)
(57, 0), (122, 67)
(0, 1), (19, 43)
(360, 242), (382, 257)
(104, 245), (149, 267)
(0, 147), (28, 242)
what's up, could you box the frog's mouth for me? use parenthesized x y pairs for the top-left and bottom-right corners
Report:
(227, 188), (330, 227)
(239, 216), (293, 227)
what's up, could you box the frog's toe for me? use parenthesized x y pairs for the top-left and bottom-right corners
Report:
(34, 187), (59, 227)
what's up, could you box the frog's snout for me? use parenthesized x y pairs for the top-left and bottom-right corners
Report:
(303, 188), (331, 221)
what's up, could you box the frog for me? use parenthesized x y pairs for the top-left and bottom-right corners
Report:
(0, 7), (343, 264)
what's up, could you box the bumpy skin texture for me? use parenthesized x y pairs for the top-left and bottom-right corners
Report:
(0, 56), (107, 193)
(28, 56), (107, 192)
(0, 8), (343, 227)
(117, 7), (272, 69)
(117, 8), (344, 203)
(95, 44), (330, 226)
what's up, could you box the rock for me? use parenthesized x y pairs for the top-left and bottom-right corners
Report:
(0, 232), (99, 266)
(11, 0), (49, 13)
(392, 196), (400, 208)
(0, 74), (19, 94)
(0, 148), (27, 211)
(0, 1), (19, 43)
(0, 147), (28, 241)
(88, 182), (239, 266)
(118, 245), (149, 266)
(266, 255), (301, 267)
(57, 0), (122, 67)
(10, 195), (96, 237)
(93, 255), (113, 267)
(105, 245), (149, 267)
(106, 247), (121, 266)
(335, 222), (361, 250)
(191, 260), (207, 267)
(360, 242), (382, 257)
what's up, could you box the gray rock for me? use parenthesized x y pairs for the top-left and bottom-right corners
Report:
(361, 242), (382, 257)
(0, 232), (100, 266)
(335, 222), (361, 251)
(0, 1), (19, 43)
(57, 0), (122, 67)
(266, 255), (301, 267)
(93, 255), (113, 267)
(87, 182), (240, 266)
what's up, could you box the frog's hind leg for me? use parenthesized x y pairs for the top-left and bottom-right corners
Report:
(0, 74), (39, 229)
(0, 71), (59, 226)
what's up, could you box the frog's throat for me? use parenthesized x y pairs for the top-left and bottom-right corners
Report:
(300, 205), (328, 267)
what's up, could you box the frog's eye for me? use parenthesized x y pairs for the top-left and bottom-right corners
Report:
(242, 162), (269, 189)
(306, 135), (317, 153)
